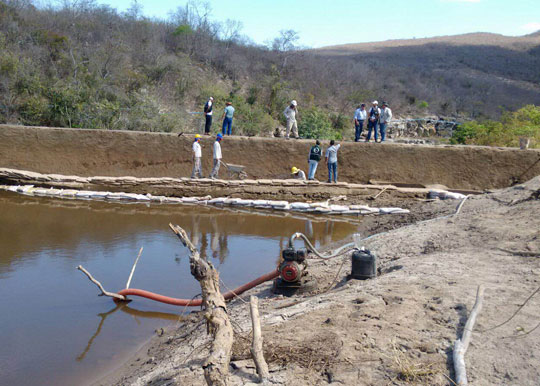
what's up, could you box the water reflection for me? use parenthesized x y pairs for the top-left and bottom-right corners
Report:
(77, 303), (182, 362)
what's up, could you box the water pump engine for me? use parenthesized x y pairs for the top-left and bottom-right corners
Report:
(273, 247), (308, 294)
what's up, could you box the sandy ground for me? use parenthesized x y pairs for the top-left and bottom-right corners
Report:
(97, 177), (540, 386)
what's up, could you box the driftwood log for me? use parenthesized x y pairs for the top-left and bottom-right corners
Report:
(77, 265), (129, 302)
(170, 223), (233, 386)
(453, 285), (485, 385)
(249, 295), (270, 382)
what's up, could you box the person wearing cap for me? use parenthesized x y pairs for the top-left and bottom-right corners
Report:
(366, 101), (380, 142)
(325, 139), (341, 183)
(307, 140), (322, 180)
(378, 102), (393, 142)
(191, 134), (203, 179)
(209, 133), (223, 179)
(283, 100), (299, 139)
(353, 104), (367, 142)
(291, 166), (306, 180)
(203, 97), (213, 135)
(221, 102), (235, 136)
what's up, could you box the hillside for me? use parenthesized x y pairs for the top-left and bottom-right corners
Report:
(290, 32), (540, 118)
(1, 1), (539, 137)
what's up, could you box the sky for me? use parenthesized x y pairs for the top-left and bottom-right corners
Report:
(87, 0), (540, 48)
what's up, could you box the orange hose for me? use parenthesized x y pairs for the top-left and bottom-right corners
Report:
(117, 269), (279, 306)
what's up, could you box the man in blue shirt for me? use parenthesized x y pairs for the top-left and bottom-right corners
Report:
(353, 104), (367, 142)
(221, 102), (235, 135)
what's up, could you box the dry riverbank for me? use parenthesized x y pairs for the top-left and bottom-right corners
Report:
(97, 176), (540, 385)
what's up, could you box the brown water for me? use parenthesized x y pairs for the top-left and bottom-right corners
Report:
(0, 191), (357, 386)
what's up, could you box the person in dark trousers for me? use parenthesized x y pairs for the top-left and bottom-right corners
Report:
(325, 140), (341, 183)
(221, 102), (235, 135)
(307, 140), (322, 180)
(353, 104), (367, 142)
(366, 100), (380, 142)
(203, 97), (213, 135)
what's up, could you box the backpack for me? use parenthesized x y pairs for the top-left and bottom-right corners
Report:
(309, 145), (322, 161)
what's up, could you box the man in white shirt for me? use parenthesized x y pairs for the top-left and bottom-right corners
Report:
(283, 100), (299, 139)
(291, 166), (306, 180)
(191, 134), (202, 179)
(353, 103), (367, 142)
(378, 101), (393, 142)
(325, 140), (341, 183)
(209, 133), (223, 179)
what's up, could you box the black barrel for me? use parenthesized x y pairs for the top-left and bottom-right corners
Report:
(351, 249), (377, 280)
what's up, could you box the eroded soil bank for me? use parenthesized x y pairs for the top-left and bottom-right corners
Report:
(100, 176), (540, 386)
(2, 124), (540, 190)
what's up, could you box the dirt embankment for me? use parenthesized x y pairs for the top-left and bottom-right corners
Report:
(2, 124), (540, 190)
(100, 177), (540, 386)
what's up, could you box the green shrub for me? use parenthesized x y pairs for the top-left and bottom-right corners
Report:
(298, 107), (339, 140)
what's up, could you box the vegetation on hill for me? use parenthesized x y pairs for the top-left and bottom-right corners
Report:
(451, 105), (540, 148)
(1, 0), (540, 144)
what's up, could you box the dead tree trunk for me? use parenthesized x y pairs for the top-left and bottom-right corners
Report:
(170, 223), (233, 386)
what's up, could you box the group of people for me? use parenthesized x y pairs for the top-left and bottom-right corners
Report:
(353, 100), (392, 143)
(291, 139), (341, 183)
(192, 97), (391, 182)
(203, 97), (235, 136)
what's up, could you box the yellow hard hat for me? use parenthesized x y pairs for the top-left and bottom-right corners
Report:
(195, 134), (201, 139)
(291, 166), (299, 174)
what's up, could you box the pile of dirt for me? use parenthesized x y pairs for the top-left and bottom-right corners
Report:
(98, 177), (540, 386)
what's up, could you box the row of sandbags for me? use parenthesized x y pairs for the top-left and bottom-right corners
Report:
(0, 184), (410, 216)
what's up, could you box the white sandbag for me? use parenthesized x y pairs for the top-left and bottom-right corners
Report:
(252, 199), (270, 206)
(208, 197), (227, 204)
(181, 197), (199, 203)
(349, 205), (371, 211)
(7, 185), (20, 192)
(379, 207), (409, 214)
(310, 201), (328, 208)
(231, 199), (253, 206)
(445, 192), (466, 200)
(16, 185), (33, 192)
(329, 204), (349, 212)
(268, 200), (289, 208)
(162, 197), (183, 203)
(290, 202), (311, 210)
(272, 203), (291, 210)
(314, 207), (332, 213)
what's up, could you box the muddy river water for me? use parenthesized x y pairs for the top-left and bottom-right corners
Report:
(0, 191), (357, 386)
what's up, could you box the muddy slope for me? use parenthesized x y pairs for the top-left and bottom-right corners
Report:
(99, 177), (540, 385)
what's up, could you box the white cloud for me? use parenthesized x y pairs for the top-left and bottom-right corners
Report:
(521, 22), (540, 32)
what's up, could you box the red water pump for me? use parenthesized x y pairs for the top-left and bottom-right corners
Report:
(274, 247), (308, 293)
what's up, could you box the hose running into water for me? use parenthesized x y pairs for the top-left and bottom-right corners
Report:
(117, 269), (279, 306)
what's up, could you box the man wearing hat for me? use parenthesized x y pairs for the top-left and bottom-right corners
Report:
(210, 133), (223, 179)
(291, 166), (306, 180)
(379, 102), (393, 142)
(203, 97), (213, 135)
(191, 134), (203, 179)
(283, 100), (299, 139)
(366, 101), (380, 142)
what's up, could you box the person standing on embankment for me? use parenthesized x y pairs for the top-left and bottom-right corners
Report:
(308, 140), (322, 180)
(353, 104), (367, 142)
(325, 140), (341, 183)
(283, 100), (299, 139)
(366, 101), (380, 142)
(203, 97), (213, 135)
(378, 101), (392, 142)
(191, 134), (203, 179)
(221, 102), (235, 136)
(210, 133), (223, 179)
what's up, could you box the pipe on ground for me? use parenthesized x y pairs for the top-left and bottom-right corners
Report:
(117, 269), (279, 306)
